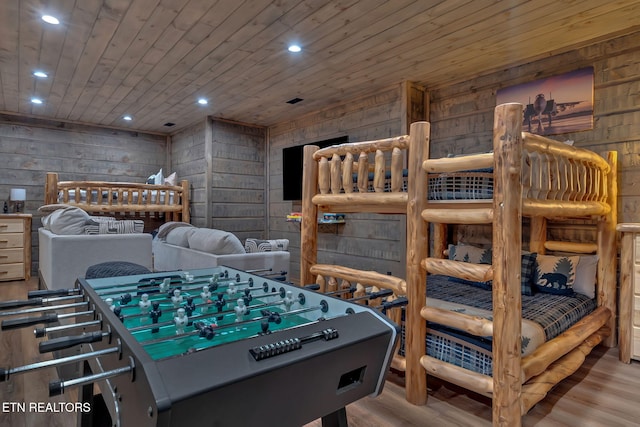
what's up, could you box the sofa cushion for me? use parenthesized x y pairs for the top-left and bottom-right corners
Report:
(41, 206), (91, 235)
(187, 228), (245, 255)
(166, 226), (196, 247)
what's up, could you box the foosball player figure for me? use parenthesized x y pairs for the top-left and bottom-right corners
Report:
(150, 302), (162, 333)
(171, 289), (183, 308)
(283, 290), (296, 312)
(174, 308), (188, 335)
(138, 293), (151, 314)
(215, 294), (226, 320)
(106, 298), (115, 311)
(200, 285), (212, 311)
(226, 282), (237, 297)
(184, 297), (196, 325)
(234, 298), (248, 323)
(159, 277), (171, 293)
(113, 306), (124, 322)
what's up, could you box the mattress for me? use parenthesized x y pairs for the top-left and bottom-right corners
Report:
(399, 275), (596, 375)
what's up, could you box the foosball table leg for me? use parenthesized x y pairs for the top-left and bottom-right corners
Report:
(321, 407), (348, 427)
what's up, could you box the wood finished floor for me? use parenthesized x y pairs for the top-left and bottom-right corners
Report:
(1, 278), (639, 427)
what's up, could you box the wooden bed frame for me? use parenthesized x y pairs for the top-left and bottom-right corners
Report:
(300, 103), (618, 426)
(44, 172), (190, 231)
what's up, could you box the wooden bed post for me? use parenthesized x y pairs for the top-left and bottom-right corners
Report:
(405, 121), (430, 405)
(529, 217), (547, 254)
(301, 145), (320, 286)
(180, 179), (190, 224)
(492, 103), (523, 426)
(599, 151), (618, 347)
(45, 172), (59, 205)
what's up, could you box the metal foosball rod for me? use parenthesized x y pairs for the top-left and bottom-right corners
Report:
(38, 330), (111, 354)
(125, 290), (306, 334)
(0, 301), (89, 318)
(137, 299), (330, 346)
(89, 271), (234, 296)
(94, 273), (257, 298)
(1, 310), (94, 330)
(49, 356), (135, 397)
(0, 344), (121, 382)
(35, 319), (102, 338)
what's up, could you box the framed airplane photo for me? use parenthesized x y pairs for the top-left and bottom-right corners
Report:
(496, 67), (594, 136)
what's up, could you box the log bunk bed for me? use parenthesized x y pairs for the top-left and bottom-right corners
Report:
(300, 103), (618, 426)
(44, 172), (190, 231)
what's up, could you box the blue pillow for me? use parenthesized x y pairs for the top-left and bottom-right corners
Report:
(533, 255), (578, 296)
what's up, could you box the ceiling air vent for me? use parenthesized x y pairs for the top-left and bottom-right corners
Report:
(286, 98), (303, 104)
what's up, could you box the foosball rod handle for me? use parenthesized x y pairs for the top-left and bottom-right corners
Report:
(1, 313), (58, 330)
(49, 357), (134, 397)
(0, 298), (44, 310)
(28, 288), (80, 299)
(39, 331), (105, 354)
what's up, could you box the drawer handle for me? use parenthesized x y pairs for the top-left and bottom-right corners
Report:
(0, 240), (8, 243)
(0, 224), (8, 228)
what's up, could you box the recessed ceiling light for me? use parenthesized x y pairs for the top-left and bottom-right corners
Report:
(31, 98), (43, 104)
(42, 15), (60, 25)
(288, 44), (301, 53)
(123, 115), (133, 121)
(33, 71), (48, 78)
(197, 98), (208, 105)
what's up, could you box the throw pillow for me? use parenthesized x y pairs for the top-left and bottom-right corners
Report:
(520, 252), (537, 296)
(147, 168), (164, 185)
(534, 255), (579, 296)
(450, 252), (537, 295)
(164, 172), (177, 186)
(84, 220), (144, 234)
(448, 244), (492, 264)
(574, 255), (598, 299)
(41, 206), (91, 235)
(187, 228), (245, 255)
(245, 238), (289, 253)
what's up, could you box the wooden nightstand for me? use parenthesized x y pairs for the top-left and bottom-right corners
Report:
(617, 223), (640, 363)
(0, 213), (32, 281)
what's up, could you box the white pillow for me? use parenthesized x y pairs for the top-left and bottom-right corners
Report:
(574, 255), (598, 299)
(187, 228), (245, 255)
(147, 168), (164, 185)
(164, 172), (177, 186)
(41, 207), (91, 235)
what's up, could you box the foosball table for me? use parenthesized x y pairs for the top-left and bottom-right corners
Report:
(0, 267), (400, 426)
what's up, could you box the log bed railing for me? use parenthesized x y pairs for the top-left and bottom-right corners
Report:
(44, 172), (190, 226)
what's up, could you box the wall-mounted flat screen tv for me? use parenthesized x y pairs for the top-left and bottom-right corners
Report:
(282, 136), (348, 201)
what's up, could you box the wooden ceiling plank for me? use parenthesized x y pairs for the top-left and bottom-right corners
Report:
(91, 0), (226, 126)
(62, 0), (132, 120)
(129, 0), (324, 129)
(76, 0), (162, 123)
(0, 0), (21, 112)
(43, 0), (104, 118)
(132, 0), (398, 128)
(80, 0), (175, 123)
